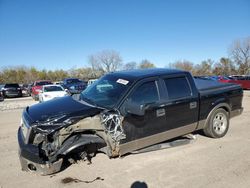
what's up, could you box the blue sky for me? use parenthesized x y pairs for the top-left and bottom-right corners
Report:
(0, 0), (249, 70)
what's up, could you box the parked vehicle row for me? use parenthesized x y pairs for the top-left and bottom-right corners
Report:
(195, 75), (250, 89)
(227, 76), (250, 89)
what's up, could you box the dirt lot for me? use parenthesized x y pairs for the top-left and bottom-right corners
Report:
(0, 97), (37, 111)
(0, 92), (250, 188)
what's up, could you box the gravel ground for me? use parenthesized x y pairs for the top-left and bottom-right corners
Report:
(0, 97), (37, 111)
(0, 92), (249, 188)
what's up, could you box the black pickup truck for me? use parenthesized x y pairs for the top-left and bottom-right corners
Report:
(18, 69), (243, 175)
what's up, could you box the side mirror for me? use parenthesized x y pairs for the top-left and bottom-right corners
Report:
(125, 99), (145, 116)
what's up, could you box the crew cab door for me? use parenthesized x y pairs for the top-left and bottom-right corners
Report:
(119, 78), (167, 144)
(160, 75), (199, 131)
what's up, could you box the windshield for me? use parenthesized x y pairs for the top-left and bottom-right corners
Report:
(44, 86), (64, 92)
(5, 84), (20, 88)
(80, 74), (133, 108)
(66, 79), (82, 84)
(36, 81), (52, 86)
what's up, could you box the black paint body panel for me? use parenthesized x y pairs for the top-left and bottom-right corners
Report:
(24, 96), (101, 126)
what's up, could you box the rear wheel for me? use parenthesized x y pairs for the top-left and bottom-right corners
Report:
(203, 108), (229, 138)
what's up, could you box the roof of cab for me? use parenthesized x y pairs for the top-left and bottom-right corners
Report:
(110, 68), (187, 80)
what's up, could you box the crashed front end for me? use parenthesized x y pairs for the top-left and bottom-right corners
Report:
(18, 105), (126, 175)
(18, 113), (64, 175)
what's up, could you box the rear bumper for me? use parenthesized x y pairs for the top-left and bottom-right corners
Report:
(230, 107), (243, 118)
(18, 127), (63, 175)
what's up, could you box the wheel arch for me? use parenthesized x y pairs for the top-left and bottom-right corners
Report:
(198, 102), (231, 130)
(204, 102), (231, 129)
(55, 133), (107, 157)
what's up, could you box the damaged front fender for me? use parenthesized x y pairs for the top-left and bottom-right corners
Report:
(18, 108), (127, 175)
(49, 134), (106, 162)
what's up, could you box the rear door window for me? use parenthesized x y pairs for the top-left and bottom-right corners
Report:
(164, 77), (192, 100)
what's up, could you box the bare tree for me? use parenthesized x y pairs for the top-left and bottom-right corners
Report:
(123, 61), (137, 70)
(88, 55), (103, 78)
(139, 59), (155, 69)
(88, 50), (122, 74)
(230, 37), (250, 75)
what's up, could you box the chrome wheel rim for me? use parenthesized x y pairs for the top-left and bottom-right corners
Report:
(212, 112), (227, 135)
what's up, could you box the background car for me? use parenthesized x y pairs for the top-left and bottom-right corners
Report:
(38, 84), (68, 102)
(32, 80), (53, 100)
(21, 84), (31, 96)
(1, 83), (22, 98)
(61, 78), (87, 94)
(27, 83), (33, 96)
(228, 76), (250, 89)
(0, 89), (4, 101)
(87, 79), (97, 87)
(216, 76), (233, 83)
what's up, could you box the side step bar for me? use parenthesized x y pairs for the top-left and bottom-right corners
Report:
(130, 134), (197, 154)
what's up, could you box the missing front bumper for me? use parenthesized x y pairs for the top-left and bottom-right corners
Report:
(19, 151), (63, 175)
(18, 127), (63, 175)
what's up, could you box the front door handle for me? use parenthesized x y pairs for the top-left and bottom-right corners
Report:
(190, 102), (197, 109)
(156, 108), (166, 117)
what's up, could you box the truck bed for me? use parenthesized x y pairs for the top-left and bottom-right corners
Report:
(194, 78), (241, 94)
(194, 78), (243, 121)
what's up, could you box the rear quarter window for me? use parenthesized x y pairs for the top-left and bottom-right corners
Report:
(164, 77), (192, 100)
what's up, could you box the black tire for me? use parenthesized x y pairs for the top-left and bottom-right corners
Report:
(203, 108), (229, 138)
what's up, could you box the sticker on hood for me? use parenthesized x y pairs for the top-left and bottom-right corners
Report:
(116, 79), (129, 85)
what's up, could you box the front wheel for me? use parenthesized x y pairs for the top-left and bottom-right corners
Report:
(203, 108), (229, 138)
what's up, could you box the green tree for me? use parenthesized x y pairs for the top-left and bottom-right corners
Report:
(168, 60), (195, 74)
(194, 59), (214, 76)
(212, 58), (237, 75)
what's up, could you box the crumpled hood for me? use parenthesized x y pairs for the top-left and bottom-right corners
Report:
(24, 96), (102, 125)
